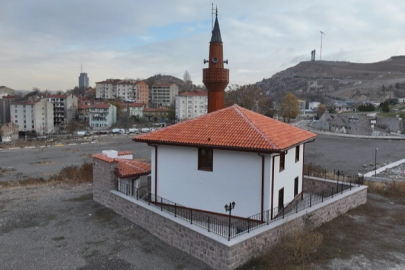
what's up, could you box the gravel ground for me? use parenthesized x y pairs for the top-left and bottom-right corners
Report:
(0, 183), (212, 270)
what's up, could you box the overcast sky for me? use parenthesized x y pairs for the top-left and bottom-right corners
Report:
(1, 0), (405, 91)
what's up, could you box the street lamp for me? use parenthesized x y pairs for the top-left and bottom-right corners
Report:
(224, 201), (236, 241)
(375, 148), (378, 176)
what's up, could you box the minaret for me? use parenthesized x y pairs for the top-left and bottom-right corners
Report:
(203, 8), (229, 113)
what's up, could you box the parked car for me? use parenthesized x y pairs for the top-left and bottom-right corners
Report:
(141, 128), (150, 133)
(77, 131), (90, 136)
(128, 128), (140, 134)
(112, 128), (126, 134)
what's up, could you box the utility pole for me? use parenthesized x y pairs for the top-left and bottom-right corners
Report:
(320, 31), (326, 61)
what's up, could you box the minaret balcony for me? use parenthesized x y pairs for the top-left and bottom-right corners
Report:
(203, 68), (229, 83)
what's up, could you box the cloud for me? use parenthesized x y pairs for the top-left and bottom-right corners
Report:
(1, 0), (405, 90)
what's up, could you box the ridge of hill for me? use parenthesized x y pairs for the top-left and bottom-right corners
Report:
(144, 74), (188, 91)
(257, 56), (405, 103)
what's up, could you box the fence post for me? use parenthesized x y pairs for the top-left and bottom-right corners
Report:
(148, 193), (151, 205)
(296, 201), (298, 213)
(350, 181), (352, 190)
(283, 206), (285, 218)
(190, 209), (193, 224)
(310, 195), (312, 207)
(208, 216), (210, 232)
(136, 188), (139, 200)
(332, 188), (334, 198)
(248, 218), (250, 233)
(267, 210), (270, 225)
(341, 183), (343, 194)
(174, 203), (177, 217)
(161, 198), (163, 211)
(322, 190), (324, 202)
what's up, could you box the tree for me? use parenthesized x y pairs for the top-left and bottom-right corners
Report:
(317, 104), (327, 118)
(183, 70), (191, 84)
(280, 92), (299, 123)
(168, 103), (175, 121)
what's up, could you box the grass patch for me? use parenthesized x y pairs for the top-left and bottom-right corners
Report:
(0, 163), (93, 189)
(52, 236), (65, 241)
(238, 230), (323, 270)
(365, 180), (405, 200)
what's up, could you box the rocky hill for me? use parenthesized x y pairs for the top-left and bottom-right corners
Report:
(257, 56), (405, 103)
(144, 74), (188, 92)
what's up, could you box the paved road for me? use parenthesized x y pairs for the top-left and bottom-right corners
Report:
(305, 133), (405, 175)
(0, 136), (150, 181)
(1, 133), (405, 181)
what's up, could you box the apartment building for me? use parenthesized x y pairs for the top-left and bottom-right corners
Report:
(175, 90), (208, 121)
(89, 103), (117, 129)
(46, 94), (78, 126)
(96, 79), (149, 104)
(10, 99), (54, 134)
(151, 83), (178, 107)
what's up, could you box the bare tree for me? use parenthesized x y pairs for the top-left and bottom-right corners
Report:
(183, 70), (191, 84)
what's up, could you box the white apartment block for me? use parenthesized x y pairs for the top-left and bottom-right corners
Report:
(151, 83), (179, 107)
(89, 103), (117, 129)
(175, 90), (208, 121)
(96, 79), (149, 104)
(46, 94), (78, 126)
(10, 99), (54, 134)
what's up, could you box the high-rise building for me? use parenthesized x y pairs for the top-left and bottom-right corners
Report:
(79, 70), (89, 88)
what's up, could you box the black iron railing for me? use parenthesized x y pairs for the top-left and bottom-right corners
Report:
(116, 178), (363, 240)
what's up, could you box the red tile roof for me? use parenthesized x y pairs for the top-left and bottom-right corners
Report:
(116, 159), (151, 178)
(90, 103), (110, 109)
(180, 90), (207, 96)
(92, 153), (151, 178)
(118, 151), (132, 156)
(135, 104), (316, 152)
(129, 102), (144, 108)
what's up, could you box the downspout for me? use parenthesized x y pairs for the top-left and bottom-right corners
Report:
(271, 153), (281, 220)
(150, 144), (158, 202)
(258, 153), (265, 222)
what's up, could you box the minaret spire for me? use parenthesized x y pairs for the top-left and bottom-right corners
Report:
(203, 7), (229, 113)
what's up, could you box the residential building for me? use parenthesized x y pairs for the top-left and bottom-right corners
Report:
(10, 99), (54, 134)
(333, 101), (357, 113)
(129, 102), (144, 118)
(298, 99), (306, 116)
(143, 107), (168, 122)
(79, 72), (89, 88)
(89, 103), (117, 129)
(46, 94), (78, 126)
(175, 90), (208, 121)
(96, 79), (149, 104)
(308, 101), (320, 110)
(151, 83), (178, 107)
(0, 96), (15, 124)
(136, 81), (149, 105)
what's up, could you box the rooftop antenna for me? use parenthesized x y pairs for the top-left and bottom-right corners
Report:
(320, 31), (326, 60)
(211, 3), (215, 30)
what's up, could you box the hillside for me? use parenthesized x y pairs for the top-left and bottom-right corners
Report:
(257, 56), (405, 103)
(144, 74), (188, 91)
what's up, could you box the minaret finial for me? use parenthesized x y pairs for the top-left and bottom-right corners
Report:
(216, 6), (218, 17)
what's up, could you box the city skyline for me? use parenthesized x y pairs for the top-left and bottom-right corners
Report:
(1, 0), (405, 91)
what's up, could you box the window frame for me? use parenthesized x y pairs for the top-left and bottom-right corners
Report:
(198, 148), (213, 171)
(294, 177), (299, 197)
(279, 153), (285, 172)
(295, 145), (300, 162)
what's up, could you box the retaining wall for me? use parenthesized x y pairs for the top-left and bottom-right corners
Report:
(93, 160), (367, 270)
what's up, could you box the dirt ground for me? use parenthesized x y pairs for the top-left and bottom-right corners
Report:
(1, 183), (405, 270)
(312, 193), (405, 269)
(0, 183), (211, 270)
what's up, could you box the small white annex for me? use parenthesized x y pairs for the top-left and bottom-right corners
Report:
(135, 105), (316, 219)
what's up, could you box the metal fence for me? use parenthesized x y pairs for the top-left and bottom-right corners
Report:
(116, 179), (363, 240)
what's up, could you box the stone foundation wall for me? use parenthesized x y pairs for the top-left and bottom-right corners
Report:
(93, 169), (367, 270)
(303, 176), (354, 194)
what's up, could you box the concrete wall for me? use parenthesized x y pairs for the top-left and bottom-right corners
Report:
(153, 145), (266, 217)
(93, 160), (367, 270)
